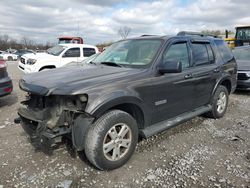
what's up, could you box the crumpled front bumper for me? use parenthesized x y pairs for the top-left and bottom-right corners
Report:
(17, 105), (94, 154)
(18, 107), (71, 154)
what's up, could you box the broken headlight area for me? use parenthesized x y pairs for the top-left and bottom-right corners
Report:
(18, 94), (92, 154)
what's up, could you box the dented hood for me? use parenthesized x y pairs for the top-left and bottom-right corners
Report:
(19, 64), (142, 95)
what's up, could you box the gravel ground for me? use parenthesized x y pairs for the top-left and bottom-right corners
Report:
(0, 61), (249, 188)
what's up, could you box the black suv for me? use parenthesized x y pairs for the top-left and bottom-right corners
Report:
(17, 32), (237, 170)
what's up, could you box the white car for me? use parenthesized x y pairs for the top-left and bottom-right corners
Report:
(18, 43), (98, 73)
(0, 52), (18, 61)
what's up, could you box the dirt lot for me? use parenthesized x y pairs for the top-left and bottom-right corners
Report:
(0, 61), (249, 188)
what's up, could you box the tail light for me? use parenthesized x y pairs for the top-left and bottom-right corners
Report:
(0, 60), (6, 68)
(4, 87), (12, 93)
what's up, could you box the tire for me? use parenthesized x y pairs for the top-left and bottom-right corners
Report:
(84, 110), (138, 170)
(8, 56), (13, 61)
(206, 85), (229, 119)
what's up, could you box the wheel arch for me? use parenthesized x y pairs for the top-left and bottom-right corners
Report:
(212, 76), (232, 96)
(39, 65), (56, 71)
(87, 96), (148, 129)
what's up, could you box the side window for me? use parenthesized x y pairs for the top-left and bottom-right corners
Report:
(163, 43), (190, 68)
(63, 48), (80, 57)
(83, 48), (96, 57)
(206, 44), (215, 62)
(191, 43), (212, 66)
(214, 40), (233, 63)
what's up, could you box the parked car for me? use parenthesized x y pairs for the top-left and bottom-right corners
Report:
(233, 45), (250, 90)
(0, 52), (18, 61)
(17, 32), (237, 170)
(0, 59), (13, 97)
(15, 49), (35, 59)
(66, 53), (100, 66)
(18, 44), (98, 73)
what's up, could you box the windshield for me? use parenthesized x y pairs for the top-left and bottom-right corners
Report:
(93, 39), (162, 68)
(47, 45), (65, 56)
(233, 47), (250, 60)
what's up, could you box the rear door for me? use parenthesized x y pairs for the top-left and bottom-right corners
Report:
(190, 40), (220, 108)
(83, 48), (97, 59)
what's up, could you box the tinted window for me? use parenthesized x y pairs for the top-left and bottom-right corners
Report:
(206, 44), (215, 62)
(63, 48), (80, 57)
(83, 48), (96, 57)
(163, 43), (190, 68)
(214, 40), (233, 62)
(191, 43), (210, 66)
(233, 47), (250, 60)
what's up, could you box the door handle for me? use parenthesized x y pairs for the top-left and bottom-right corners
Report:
(184, 74), (193, 79)
(213, 68), (220, 73)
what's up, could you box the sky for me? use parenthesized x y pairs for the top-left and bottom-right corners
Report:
(0, 0), (249, 45)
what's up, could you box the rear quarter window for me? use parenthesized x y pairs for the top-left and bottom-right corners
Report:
(214, 40), (234, 63)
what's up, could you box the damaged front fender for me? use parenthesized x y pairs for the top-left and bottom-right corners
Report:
(71, 114), (94, 151)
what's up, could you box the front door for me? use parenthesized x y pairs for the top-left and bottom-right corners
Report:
(151, 41), (196, 124)
(61, 47), (81, 66)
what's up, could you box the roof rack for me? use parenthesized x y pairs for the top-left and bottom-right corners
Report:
(177, 31), (218, 38)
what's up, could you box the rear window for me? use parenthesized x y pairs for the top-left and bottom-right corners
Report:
(214, 40), (234, 62)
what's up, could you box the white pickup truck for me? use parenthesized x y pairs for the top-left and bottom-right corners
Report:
(18, 43), (98, 73)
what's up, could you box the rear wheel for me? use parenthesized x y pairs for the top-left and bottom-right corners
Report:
(206, 85), (229, 118)
(84, 110), (138, 170)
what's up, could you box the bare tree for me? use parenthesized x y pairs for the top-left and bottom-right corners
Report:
(118, 26), (131, 39)
(20, 36), (35, 49)
(0, 34), (52, 51)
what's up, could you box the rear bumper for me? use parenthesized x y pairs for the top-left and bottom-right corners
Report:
(0, 77), (13, 97)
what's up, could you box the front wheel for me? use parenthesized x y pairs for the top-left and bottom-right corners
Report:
(206, 85), (229, 118)
(84, 110), (138, 170)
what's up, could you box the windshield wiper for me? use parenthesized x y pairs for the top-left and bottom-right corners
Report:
(100, 61), (122, 67)
(89, 61), (97, 65)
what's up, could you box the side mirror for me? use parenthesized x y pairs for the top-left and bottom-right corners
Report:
(159, 61), (182, 74)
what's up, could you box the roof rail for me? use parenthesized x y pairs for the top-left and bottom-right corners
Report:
(140, 34), (157, 37)
(177, 31), (218, 38)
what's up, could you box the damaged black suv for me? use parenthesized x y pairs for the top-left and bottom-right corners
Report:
(17, 32), (237, 170)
